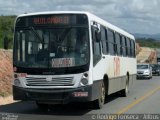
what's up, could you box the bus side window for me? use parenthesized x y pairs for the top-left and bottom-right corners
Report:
(115, 32), (121, 56)
(105, 29), (108, 54)
(92, 26), (101, 66)
(100, 26), (107, 54)
(107, 29), (115, 55)
(126, 38), (131, 57)
(113, 32), (117, 55)
(121, 36), (126, 57)
(132, 40), (136, 57)
(130, 39), (133, 57)
(124, 37), (128, 57)
(120, 35), (123, 56)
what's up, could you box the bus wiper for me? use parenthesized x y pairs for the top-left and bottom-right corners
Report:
(30, 27), (43, 43)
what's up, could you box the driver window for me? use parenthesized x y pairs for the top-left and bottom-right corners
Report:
(92, 25), (101, 66)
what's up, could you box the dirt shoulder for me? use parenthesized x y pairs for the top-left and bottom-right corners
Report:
(0, 95), (16, 105)
(0, 49), (13, 98)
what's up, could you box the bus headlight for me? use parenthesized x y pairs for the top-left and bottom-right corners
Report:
(81, 78), (88, 85)
(79, 72), (89, 86)
(14, 79), (21, 87)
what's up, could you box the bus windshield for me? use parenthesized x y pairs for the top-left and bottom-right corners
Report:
(14, 27), (89, 68)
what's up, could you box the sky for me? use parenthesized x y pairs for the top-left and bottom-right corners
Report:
(0, 0), (160, 34)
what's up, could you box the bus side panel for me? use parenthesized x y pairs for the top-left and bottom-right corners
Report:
(106, 56), (121, 94)
(106, 56), (136, 95)
(92, 55), (136, 95)
(120, 57), (137, 91)
(92, 57), (108, 97)
(92, 58), (107, 83)
(92, 55), (122, 95)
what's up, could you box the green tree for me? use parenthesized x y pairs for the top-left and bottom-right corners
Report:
(0, 16), (16, 48)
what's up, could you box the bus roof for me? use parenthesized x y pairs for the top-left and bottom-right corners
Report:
(17, 11), (135, 40)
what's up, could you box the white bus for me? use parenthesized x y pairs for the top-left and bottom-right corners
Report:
(13, 11), (136, 109)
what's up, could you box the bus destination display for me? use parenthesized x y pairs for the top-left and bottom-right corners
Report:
(16, 14), (88, 27)
(33, 16), (69, 25)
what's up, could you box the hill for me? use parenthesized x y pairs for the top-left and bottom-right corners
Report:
(136, 38), (160, 48)
(134, 33), (160, 40)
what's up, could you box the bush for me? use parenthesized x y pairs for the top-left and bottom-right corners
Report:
(0, 16), (16, 49)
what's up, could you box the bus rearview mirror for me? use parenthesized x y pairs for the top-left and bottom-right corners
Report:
(91, 26), (101, 42)
(95, 30), (101, 42)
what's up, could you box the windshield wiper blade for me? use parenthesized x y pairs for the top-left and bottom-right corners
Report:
(30, 27), (43, 43)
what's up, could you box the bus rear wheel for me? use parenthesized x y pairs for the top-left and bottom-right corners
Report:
(93, 81), (105, 109)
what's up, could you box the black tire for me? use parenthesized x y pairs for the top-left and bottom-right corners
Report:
(120, 76), (129, 97)
(92, 81), (105, 109)
(150, 74), (152, 79)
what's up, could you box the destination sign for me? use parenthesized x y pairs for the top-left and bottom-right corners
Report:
(33, 16), (69, 25)
(15, 14), (88, 27)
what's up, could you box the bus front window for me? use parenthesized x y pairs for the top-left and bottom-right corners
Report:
(14, 27), (89, 68)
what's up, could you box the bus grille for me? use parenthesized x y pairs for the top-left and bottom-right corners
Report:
(25, 77), (74, 86)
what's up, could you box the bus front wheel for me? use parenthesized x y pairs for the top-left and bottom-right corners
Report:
(120, 76), (129, 97)
(93, 81), (105, 109)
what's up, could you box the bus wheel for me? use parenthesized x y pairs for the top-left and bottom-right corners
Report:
(121, 77), (129, 97)
(93, 81), (105, 109)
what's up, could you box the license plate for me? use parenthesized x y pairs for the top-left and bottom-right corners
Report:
(73, 92), (88, 97)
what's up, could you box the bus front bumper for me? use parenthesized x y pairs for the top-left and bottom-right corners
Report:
(13, 83), (101, 104)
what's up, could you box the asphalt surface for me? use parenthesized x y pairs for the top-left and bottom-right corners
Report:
(1, 76), (160, 120)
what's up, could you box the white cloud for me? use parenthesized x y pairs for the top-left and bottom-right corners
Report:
(0, 0), (160, 34)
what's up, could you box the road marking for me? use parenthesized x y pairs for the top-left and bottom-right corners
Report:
(115, 86), (160, 115)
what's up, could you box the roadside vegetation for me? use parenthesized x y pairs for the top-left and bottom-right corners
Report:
(136, 38), (160, 48)
(0, 16), (16, 48)
(0, 16), (160, 49)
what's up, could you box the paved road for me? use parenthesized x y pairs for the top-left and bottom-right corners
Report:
(1, 76), (160, 120)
